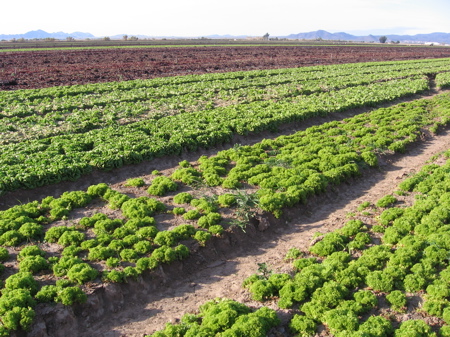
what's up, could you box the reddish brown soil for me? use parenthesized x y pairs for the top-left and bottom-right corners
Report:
(2, 45), (450, 90)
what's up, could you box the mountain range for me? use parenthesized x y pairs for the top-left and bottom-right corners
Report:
(284, 30), (450, 44)
(1, 29), (449, 44)
(0, 30), (94, 40)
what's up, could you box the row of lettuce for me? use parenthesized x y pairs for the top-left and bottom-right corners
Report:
(1, 72), (444, 194)
(2, 64), (439, 145)
(146, 91), (450, 218)
(2, 58), (450, 146)
(3, 58), (449, 109)
(3, 59), (448, 147)
(149, 151), (450, 337)
(1, 91), (450, 335)
(2, 59), (449, 119)
(2, 59), (450, 193)
(0, 181), (234, 335)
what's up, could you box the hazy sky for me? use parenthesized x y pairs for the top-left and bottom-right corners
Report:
(2, 0), (450, 37)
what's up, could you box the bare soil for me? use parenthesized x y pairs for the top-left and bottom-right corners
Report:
(2, 45), (450, 91)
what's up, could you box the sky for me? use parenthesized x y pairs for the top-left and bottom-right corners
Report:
(2, 0), (450, 37)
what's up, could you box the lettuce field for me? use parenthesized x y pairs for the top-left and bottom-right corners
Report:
(1, 45), (450, 337)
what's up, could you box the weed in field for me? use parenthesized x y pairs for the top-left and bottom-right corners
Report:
(229, 191), (258, 232)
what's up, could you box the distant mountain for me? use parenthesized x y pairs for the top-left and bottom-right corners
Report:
(0, 30), (95, 40)
(283, 30), (450, 44)
(2, 29), (450, 44)
(380, 32), (450, 43)
(286, 30), (362, 41)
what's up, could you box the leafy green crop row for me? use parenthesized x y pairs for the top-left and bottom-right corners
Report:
(437, 71), (450, 89)
(2, 58), (450, 145)
(0, 75), (430, 193)
(168, 91), (450, 218)
(239, 155), (450, 336)
(147, 153), (450, 336)
(2, 57), (447, 106)
(0, 183), (230, 335)
(1, 90), (450, 335)
(147, 298), (280, 337)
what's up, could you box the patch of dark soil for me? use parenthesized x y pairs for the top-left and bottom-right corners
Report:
(2, 45), (450, 91)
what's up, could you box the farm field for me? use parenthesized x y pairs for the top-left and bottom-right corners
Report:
(2, 45), (450, 90)
(2, 46), (450, 337)
(3, 56), (450, 198)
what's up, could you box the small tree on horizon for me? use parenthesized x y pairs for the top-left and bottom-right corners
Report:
(379, 36), (388, 44)
(263, 33), (270, 41)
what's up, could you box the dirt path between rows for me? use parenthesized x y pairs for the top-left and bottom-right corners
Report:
(72, 126), (450, 337)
